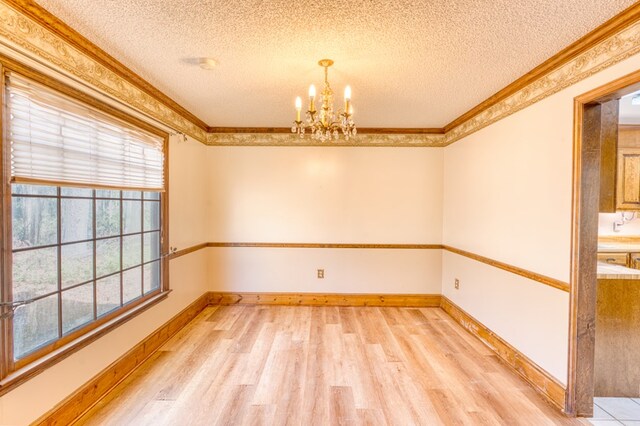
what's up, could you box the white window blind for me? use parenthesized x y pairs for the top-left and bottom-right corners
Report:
(7, 73), (165, 191)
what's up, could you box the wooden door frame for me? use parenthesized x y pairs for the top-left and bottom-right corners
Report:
(568, 68), (640, 417)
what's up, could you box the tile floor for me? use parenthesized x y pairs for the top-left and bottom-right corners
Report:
(589, 398), (640, 425)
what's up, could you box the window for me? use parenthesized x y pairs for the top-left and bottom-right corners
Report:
(1, 70), (168, 377)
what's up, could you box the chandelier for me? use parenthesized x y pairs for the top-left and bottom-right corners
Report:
(292, 59), (357, 141)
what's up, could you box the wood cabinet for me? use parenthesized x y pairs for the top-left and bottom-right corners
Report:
(597, 252), (629, 266)
(615, 126), (640, 210)
(630, 252), (640, 269)
(616, 147), (640, 210)
(600, 100), (619, 213)
(595, 278), (640, 397)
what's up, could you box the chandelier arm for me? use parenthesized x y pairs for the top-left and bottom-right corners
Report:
(291, 59), (356, 141)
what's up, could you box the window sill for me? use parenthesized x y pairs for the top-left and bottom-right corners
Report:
(0, 289), (171, 396)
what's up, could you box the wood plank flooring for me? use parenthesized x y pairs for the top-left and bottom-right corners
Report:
(75, 306), (583, 425)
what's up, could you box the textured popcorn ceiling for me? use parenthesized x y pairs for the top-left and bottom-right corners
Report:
(36, 0), (637, 128)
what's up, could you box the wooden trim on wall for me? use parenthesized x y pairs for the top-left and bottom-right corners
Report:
(167, 242), (571, 299)
(443, 245), (570, 292)
(208, 127), (292, 134)
(0, 63), (11, 381)
(443, 2), (640, 133)
(357, 128), (445, 135)
(3, 1), (640, 146)
(0, 291), (170, 398)
(597, 100), (619, 213)
(207, 242), (443, 250)
(440, 296), (566, 411)
(161, 134), (170, 293)
(567, 66), (640, 418)
(209, 291), (442, 307)
(33, 292), (211, 426)
(0, 59), (173, 393)
(207, 127), (445, 135)
(3, 0), (210, 132)
(172, 242), (570, 294)
(575, 72), (640, 106)
(167, 242), (208, 260)
(1, 57), (169, 139)
(163, 241), (444, 262)
(34, 292), (560, 425)
(204, 133), (446, 148)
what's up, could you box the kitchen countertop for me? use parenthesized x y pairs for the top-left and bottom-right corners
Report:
(597, 261), (640, 280)
(595, 239), (640, 279)
(598, 243), (640, 253)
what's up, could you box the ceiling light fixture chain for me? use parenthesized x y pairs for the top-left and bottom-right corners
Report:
(292, 59), (356, 142)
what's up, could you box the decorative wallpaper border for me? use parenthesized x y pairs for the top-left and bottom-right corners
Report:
(441, 18), (640, 146)
(0, 1), (208, 143)
(205, 132), (447, 147)
(0, 1), (639, 147)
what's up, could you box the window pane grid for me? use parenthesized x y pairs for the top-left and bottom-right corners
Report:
(92, 193), (98, 321)
(11, 186), (162, 360)
(56, 188), (63, 342)
(11, 190), (155, 201)
(119, 190), (124, 307)
(13, 229), (161, 253)
(140, 194), (144, 299)
(10, 194), (143, 200)
(15, 259), (164, 305)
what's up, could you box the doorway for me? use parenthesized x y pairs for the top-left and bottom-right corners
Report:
(569, 69), (640, 417)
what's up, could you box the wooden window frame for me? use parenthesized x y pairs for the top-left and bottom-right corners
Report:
(10, 188), (166, 370)
(0, 58), (170, 395)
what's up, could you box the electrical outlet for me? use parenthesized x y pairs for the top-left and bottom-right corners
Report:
(317, 269), (324, 279)
(454, 278), (460, 290)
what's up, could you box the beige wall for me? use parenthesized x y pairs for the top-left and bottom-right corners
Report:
(206, 146), (444, 294)
(2, 11), (640, 423)
(442, 52), (640, 384)
(209, 247), (442, 294)
(169, 137), (211, 248)
(0, 136), (210, 425)
(207, 146), (443, 243)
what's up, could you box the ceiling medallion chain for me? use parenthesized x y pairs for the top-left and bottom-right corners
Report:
(292, 59), (357, 142)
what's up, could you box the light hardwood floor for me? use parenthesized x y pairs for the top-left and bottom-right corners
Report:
(76, 305), (582, 425)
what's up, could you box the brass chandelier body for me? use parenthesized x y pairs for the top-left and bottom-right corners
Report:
(292, 59), (357, 141)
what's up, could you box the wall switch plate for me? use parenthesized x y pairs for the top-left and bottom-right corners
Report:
(317, 269), (324, 279)
(454, 278), (460, 290)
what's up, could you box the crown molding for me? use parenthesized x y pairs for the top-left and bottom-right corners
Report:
(207, 126), (445, 135)
(0, 0), (208, 143)
(208, 127), (293, 134)
(439, 2), (640, 146)
(443, 2), (640, 134)
(1, 1), (640, 147)
(2, 0), (210, 132)
(205, 132), (447, 147)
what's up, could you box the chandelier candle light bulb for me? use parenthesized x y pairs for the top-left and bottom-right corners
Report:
(344, 85), (351, 112)
(295, 96), (302, 122)
(309, 84), (316, 112)
(292, 59), (357, 142)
